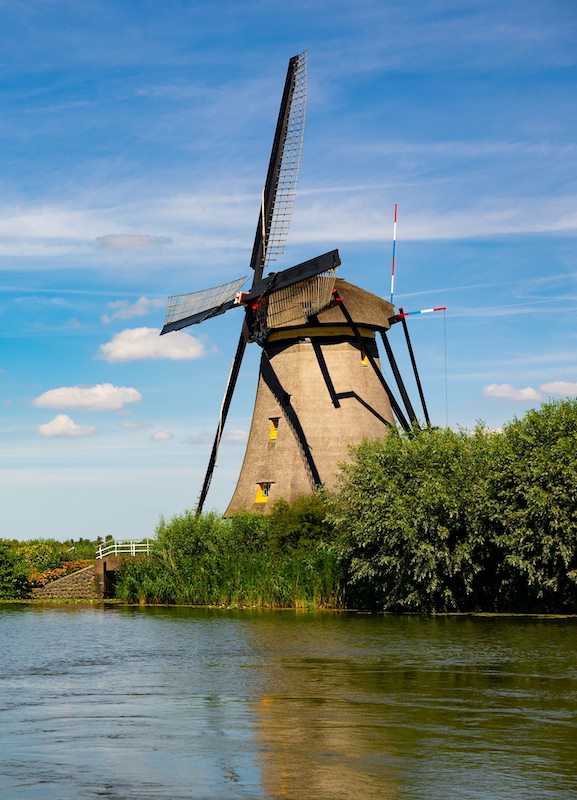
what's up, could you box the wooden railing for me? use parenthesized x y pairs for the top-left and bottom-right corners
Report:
(95, 539), (152, 559)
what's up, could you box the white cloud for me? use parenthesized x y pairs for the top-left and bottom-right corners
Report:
(223, 429), (248, 445)
(183, 431), (212, 445)
(98, 327), (206, 362)
(183, 428), (247, 446)
(96, 234), (172, 249)
(151, 431), (174, 441)
(290, 195), (577, 245)
(483, 380), (577, 402)
(37, 414), (95, 437)
(102, 296), (165, 323)
(483, 383), (541, 401)
(2, 190), (577, 266)
(540, 381), (577, 396)
(33, 383), (142, 411)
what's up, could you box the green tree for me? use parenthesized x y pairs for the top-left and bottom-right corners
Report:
(0, 540), (30, 599)
(17, 539), (70, 572)
(488, 399), (577, 611)
(329, 426), (498, 612)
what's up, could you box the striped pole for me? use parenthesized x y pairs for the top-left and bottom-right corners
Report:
(396, 306), (446, 319)
(389, 203), (398, 304)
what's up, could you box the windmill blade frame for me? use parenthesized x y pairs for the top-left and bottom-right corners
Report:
(249, 51), (307, 278)
(161, 275), (247, 334)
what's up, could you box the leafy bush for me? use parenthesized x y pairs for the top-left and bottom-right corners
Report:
(330, 400), (577, 613)
(16, 538), (97, 573)
(329, 426), (497, 611)
(488, 399), (577, 611)
(0, 541), (30, 599)
(267, 493), (334, 551)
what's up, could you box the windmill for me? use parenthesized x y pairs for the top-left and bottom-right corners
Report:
(161, 52), (430, 514)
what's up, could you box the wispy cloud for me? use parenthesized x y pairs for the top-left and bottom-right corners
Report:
(33, 383), (142, 411)
(102, 296), (166, 323)
(98, 327), (206, 362)
(183, 428), (247, 446)
(121, 421), (152, 430)
(223, 428), (248, 445)
(183, 431), (212, 446)
(150, 430), (174, 441)
(2, 187), (576, 269)
(96, 234), (172, 250)
(290, 195), (577, 244)
(37, 414), (95, 437)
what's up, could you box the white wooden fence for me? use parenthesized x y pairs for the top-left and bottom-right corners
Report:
(95, 539), (152, 559)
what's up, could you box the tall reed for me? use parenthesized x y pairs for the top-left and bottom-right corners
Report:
(115, 499), (342, 608)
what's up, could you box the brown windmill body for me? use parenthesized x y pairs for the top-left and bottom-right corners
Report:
(226, 280), (395, 513)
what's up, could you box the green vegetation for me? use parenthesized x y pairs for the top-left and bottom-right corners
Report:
(0, 541), (30, 599)
(115, 496), (340, 607)
(330, 399), (577, 613)
(2, 401), (576, 612)
(0, 537), (99, 598)
(8, 537), (98, 573)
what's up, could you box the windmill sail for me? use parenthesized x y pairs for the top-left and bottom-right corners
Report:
(161, 276), (247, 334)
(161, 250), (340, 336)
(264, 269), (337, 328)
(250, 51), (307, 277)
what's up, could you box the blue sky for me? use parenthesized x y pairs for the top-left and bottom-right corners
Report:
(1, 0), (576, 540)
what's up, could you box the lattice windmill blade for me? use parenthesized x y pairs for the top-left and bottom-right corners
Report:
(234, 250), (340, 337)
(249, 51), (307, 280)
(162, 249), (339, 337)
(161, 276), (248, 334)
(263, 269), (337, 329)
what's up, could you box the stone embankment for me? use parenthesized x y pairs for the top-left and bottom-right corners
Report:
(31, 566), (98, 600)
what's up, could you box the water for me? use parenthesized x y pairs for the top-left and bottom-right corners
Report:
(0, 605), (576, 800)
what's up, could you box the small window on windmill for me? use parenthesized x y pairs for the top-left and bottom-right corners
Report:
(268, 417), (280, 441)
(361, 351), (369, 367)
(255, 482), (274, 503)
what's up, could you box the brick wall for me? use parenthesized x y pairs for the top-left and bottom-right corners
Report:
(31, 565), (98, 600)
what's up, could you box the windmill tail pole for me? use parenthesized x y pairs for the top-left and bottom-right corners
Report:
(398, 307), (431, 427)
(196, 329), (248, 515)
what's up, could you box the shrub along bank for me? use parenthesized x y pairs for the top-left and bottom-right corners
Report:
(330, 399), (577, 613)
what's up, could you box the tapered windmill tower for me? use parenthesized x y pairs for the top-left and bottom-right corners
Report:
(161, 53), (429, 513)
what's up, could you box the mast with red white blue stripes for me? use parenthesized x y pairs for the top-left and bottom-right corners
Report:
(389, 203), (398, 304)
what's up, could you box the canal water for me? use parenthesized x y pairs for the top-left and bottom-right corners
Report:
(0, 605), (575, 800)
